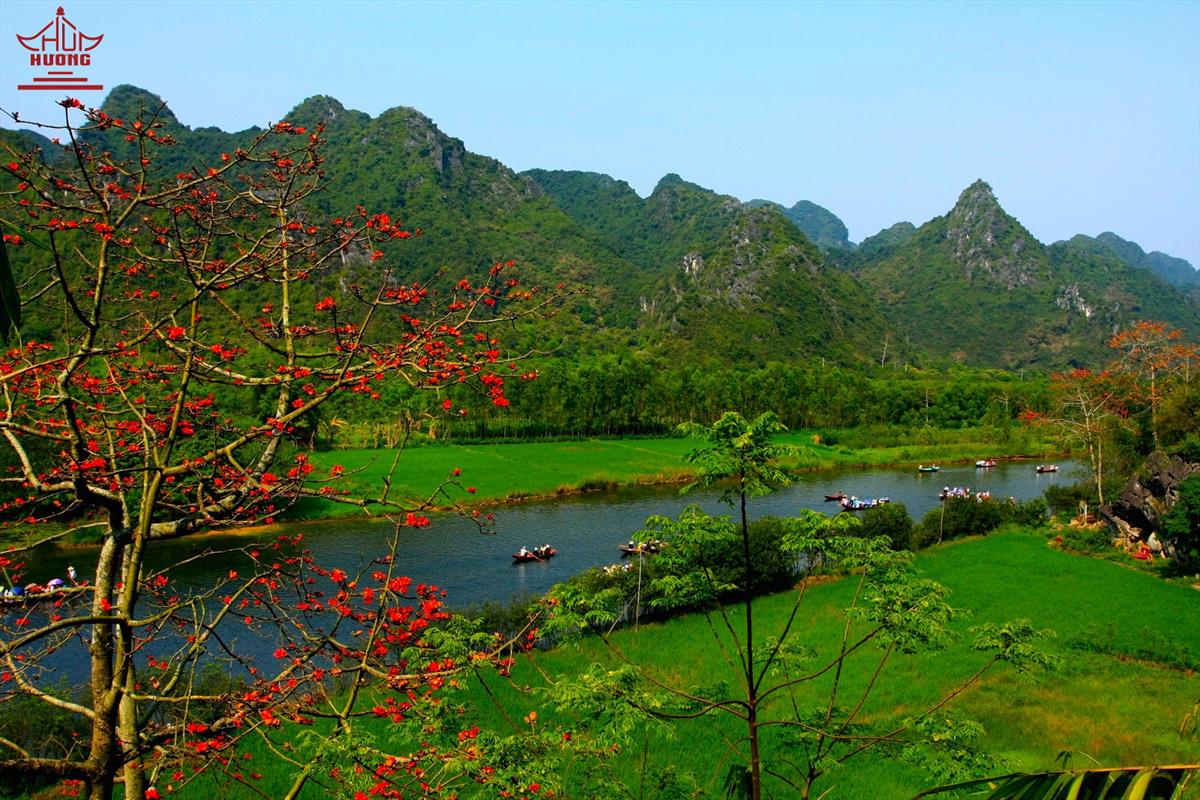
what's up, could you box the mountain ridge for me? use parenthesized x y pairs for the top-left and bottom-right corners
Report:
(2, 85), (1196, 370)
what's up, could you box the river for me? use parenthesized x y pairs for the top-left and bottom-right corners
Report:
(19, 458), (1077, 609)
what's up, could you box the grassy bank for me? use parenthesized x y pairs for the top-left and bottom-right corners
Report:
(176, 528), (1198, 799)
(0, 428), (1056, 547)
(294, 427), (1055, 520)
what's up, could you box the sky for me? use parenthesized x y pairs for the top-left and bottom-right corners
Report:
(1, 0), (1198, 267)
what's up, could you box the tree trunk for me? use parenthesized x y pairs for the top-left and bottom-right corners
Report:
(740, 481), (762, 800)
(86, 535), (123, 800)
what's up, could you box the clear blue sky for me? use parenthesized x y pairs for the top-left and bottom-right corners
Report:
(2, 0), (1198, 266)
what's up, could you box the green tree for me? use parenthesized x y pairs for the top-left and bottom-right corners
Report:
(1163, 475), (1200, 563)
(859, 501), (916, 551)
(675, 411), (794, 800)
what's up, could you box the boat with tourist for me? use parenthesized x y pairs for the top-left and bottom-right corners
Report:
(513, 545), (557, 563)
(1, 582), (88, 608)
(619, 539), (663, 556)
(918, 465), (940, 473)
(1036, 464), (1058, 473)
(839, 496), (891, 511)
(975, 459), (997, 468)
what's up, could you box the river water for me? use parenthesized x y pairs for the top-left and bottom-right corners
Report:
(21, 458), (1077, 609)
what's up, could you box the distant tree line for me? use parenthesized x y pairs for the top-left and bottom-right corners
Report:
(316, 359), (1050, 444)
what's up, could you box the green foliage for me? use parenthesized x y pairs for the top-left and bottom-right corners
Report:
(916, 766), (1198, 800)
(1162, 474), (1200, 562)
(919, 497), (1007, 541)
(1043, 481), (1099, 515)
(888, 714), (1001, 785)
(0, 237), (19, 343)
(678, 410), (794, 503)
(859, 501), (917, 550)
(971, 619), (1060, 673)
(1052, 525), (1114, 555)
(0, 680), (87, 799)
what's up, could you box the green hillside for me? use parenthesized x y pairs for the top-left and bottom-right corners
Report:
(850, 181), (1200, 368)
(3, 89), (1197, 371)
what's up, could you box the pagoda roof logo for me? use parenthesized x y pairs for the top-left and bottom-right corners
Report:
(14, 6), (105, 92)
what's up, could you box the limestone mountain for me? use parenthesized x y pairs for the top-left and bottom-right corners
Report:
(1061, 232), (1200, 303)
(825, 221), (918, 271)
(4, 86), (893, 365)
(4, 88), (1195, 369)
(746, 199), (853, 251)
(524, 169), (894, 363)
(850, 180), (1199, 368)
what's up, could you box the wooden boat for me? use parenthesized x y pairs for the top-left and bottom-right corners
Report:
(512, 546), (556, 563)
(918, 465), (940, 473)
(1036, 464), (1058, 473)
(824, 492), (847, 502)
(618, 540), (663, 556)
(975, 459), (997, 468)
(839, 497), (890, 511)
(0, 584), (88, 608)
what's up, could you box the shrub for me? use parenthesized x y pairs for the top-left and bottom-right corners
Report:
(1043, 481), (1098, 515)
(858, 502), (916, 551)
(694, 515), (798, 596)
(1053, 525), (1114, 555)
(918, 496), (1006, 542)
(1163, 474), (1200, 563)
(1011, 497), (1048, 528)
(459, 595), (543, 639)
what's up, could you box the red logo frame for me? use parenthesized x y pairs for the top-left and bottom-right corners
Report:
(15, 6), (104, 91)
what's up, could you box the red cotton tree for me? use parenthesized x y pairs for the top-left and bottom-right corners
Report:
(0, 98), (561, 799)
(1108, 320), (1199, 450)
(1021, 368), (1128, 505)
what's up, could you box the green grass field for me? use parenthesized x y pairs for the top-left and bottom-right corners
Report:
(294, 429), (1055, 520)
(172, 528), (1199, 799)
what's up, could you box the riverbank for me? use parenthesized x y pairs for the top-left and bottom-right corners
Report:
(0, 429), (1059, 549)
(294, 428), (1058, 520)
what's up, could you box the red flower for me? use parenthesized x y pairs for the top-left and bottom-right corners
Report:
(315, 297), (337, 312)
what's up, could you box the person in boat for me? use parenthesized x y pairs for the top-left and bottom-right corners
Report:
(67, 565), (77, 584)
(518, 547), (529, 557)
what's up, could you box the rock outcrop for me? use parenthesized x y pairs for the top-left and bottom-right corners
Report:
(1108, 452), (1200, 535)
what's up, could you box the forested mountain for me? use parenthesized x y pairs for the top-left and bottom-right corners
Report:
(745, 199), (853, 250)
(1061, 232), (1200, 303)
(2, 87), (1196, 372)
(522, 169), (894, 363)
(848, 181), (1199, 368)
